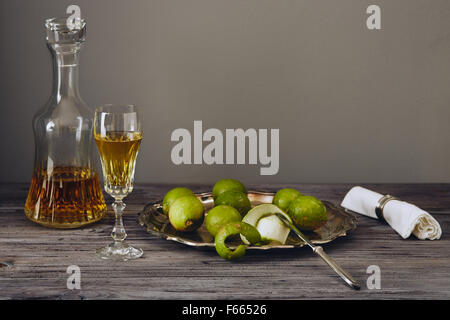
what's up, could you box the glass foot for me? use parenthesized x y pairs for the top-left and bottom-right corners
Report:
(96, 241), (143, 261)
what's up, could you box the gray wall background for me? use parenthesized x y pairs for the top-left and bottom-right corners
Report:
(1, 0), (450, 184)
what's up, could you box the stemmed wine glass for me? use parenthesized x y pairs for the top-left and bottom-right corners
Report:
(94, 104), (143, 260)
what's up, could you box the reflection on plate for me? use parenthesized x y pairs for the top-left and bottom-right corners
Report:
(137, 191), (357, 250)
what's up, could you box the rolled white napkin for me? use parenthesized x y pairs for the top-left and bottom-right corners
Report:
(341, 186), (442, 240)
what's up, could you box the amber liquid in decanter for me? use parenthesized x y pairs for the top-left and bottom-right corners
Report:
(25, 166), (106, 228)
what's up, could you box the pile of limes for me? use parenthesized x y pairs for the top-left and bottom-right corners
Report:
(161, 180), (327, 260)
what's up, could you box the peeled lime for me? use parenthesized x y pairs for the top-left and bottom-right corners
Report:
(162, 187), (195, 215)
(272, 188), (302, 211)
(241, 204), (291, 245)
(205, 205), (242, 237)
(214, 190), (251, 216)
(256, 215), (290, 244)
(287, 196), (327, 231)
(168, 195), (204, 232)
(212, 179), (247, 200)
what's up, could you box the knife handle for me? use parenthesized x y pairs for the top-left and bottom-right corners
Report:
(313, 246), (360, 290)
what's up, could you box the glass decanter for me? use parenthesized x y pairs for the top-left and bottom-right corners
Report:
(25, 17), (106, 228)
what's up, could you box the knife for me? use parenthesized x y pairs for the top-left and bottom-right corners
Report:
(275, 213), (360, 290)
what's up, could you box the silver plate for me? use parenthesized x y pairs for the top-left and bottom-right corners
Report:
(137, 191), (357, 250)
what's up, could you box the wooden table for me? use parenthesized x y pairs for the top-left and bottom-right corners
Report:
(1, 183), (449, 299)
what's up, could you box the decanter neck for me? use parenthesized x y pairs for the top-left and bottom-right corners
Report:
(45, 16), (86, 101)
(52, 47), (81, 100)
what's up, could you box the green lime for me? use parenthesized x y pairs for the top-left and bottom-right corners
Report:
(168, 195), (204, 232)
(214, 222), (261, 260)
(215, 190), (251, 216)
(272, 188), (302, 211)
(212, 179), (247, 200)
(287, 196), (327, 231)
(205, 205), (242, 237)
(162, 187), (195, 215)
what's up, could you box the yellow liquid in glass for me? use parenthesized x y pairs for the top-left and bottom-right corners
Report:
(95, 131), (142, 198)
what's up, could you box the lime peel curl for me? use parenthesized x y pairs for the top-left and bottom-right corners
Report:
(214, 222), (261, 260)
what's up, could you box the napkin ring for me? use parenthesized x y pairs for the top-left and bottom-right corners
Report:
(375, 195), (398, 221)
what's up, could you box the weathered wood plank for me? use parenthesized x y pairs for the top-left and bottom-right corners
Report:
(0, 183), (449, 299)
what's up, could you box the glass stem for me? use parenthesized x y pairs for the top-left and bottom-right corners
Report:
(111, 200), (127, 244)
